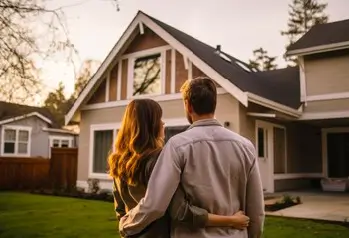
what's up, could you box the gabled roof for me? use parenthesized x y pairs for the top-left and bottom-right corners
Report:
(0, 101), (56, 126)
(145, 13), (301, 110)
(287, 19), (349, 56)
(66, 11), (301, 124)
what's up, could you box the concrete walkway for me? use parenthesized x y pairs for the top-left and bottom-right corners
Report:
(266, 191), (349, 222)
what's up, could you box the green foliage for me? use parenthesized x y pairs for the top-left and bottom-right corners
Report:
(281, 0), (328, 65)
(248, 47), (278, 71)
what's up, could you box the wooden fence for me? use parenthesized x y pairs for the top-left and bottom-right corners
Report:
(50, 148), (78, 191)
(0, 148), (78, 191)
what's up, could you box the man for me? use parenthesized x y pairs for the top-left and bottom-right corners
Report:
(119, 77), (265, 238)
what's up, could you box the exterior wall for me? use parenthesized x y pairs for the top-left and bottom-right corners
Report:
(0, 117), (50, 158)
(87, 78), (107, 104)
(304, 98), (349, 113)
(77, 94), (240, 184)
(304, 50), (349, 96)
(239, 103), (322, 192)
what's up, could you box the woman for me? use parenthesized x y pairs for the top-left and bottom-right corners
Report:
(108, 99), (250, 237)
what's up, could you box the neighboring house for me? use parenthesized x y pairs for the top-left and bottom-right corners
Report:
(66, 11), (349, 193)
(0, 101), (78, 158)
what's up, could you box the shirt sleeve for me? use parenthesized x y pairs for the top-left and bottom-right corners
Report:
(244, 143), (265, 238)
(145, 153), (208, 228)
(112, 179), (126, 221)
(168, 183), (209, 228)
(119, 139), (182, 236)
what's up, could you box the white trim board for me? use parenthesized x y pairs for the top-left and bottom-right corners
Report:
(247, 113), (277, 118)
(306, 92), (349, 102)
(286, 41), (349, 56)
(247, 92), (302, 118)
(299, 57), (307, 102)
(299, 111), (349, 120)
(0, 112), (52, 125)
(42, 127), (78, 135)
(65, 11), (249, 125)
(82, 87), (228, 111)
(274, 173), (323, 180)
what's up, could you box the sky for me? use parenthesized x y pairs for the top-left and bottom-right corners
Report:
(39, 0), (349, 102)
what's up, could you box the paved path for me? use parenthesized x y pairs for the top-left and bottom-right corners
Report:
(266, 191), (349, 222)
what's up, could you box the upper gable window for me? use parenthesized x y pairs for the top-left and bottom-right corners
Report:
(132, 53), (162, 96)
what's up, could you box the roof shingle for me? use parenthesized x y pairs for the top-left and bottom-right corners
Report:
(287, 19), (349, 52)
(145, 12), (301, 109)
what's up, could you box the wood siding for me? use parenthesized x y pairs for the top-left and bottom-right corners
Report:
(125, 27), (168, 54)
(87, 78), (106, 104)
(305, 50), (349, 96)
(175, 51), (188, 92)
(109, 63), (118, 101)
(165, 50), (172, 94)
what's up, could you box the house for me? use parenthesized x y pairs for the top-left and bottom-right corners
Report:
(66, 11), (349, 193)
(0, 101), (78, 158)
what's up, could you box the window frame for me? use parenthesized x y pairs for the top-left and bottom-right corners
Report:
(89, 123), (121, 179)
(1, 125), (32, 157)
(48, 135), (74, 158)
(126, 47), (167, 99)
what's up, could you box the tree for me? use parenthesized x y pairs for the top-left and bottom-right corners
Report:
(248, 47), (278, 71)
(72, 59), (101, 99)
(281, 0), (328, 65)
(43, 59), (99, 126)
(44, 82), (70, 126)
(0, 0), (76, 104)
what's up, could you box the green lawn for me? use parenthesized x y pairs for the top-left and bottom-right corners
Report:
(0, 192), (348, 238)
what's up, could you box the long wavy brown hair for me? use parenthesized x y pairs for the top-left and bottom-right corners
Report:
(108, 99), (164, 185)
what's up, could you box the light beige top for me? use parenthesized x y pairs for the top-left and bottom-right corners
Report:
(120, 119), (265, 238)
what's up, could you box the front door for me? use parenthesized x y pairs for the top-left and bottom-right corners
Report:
(327, 132), (349, 178)
(256, 121), (273, 193)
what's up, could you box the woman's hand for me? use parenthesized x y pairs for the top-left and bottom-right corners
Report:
(229, 210), (250, 230)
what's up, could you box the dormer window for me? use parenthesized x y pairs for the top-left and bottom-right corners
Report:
(128, 51), (165, 97)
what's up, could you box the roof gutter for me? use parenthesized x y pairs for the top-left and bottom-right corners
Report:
(246, 92), (302, 118)
(286, 41), (349, 56)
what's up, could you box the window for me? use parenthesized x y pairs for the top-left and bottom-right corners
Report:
(90, 124), (119, 176)
(165, 125), (189, 143)
(49, 137), (73, 148)
(48, 136), (74, 158)
(1, 126), (31, 156)
(132, 53), (162, 96)
(257, 127), (267, 158)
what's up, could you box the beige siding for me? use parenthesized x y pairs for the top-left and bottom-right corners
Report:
(305, 50), (349, 96)
(304, 98), (349, 113)
(77, 94), (240, 182)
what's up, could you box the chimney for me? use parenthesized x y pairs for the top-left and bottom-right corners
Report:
(215, 45), (221, 54)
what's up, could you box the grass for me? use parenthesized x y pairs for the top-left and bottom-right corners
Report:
(0, 192), (349, 238)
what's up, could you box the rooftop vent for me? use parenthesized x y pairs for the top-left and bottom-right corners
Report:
(215, 45), (221, 54)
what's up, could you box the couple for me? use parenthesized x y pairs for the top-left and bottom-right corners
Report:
(108, 77), (265, 238)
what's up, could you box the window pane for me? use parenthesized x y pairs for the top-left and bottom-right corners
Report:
(133, 54), (161, 96)
(53, 139), (60, 147)
(93, 130), (113, 173)
(18, 143), (28, 154)
(4, 129), (16, 141)
(257, 128), (265, 157)
(4, 142), (15, 154)
(19, 130), (29, 142)
(61, 140), (69, 148)
(165, 126), (189, 143)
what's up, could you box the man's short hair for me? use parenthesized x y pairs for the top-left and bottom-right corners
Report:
(180, 76), (217, 115)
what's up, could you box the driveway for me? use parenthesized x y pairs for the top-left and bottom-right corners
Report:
(266, 191), (349, 222)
